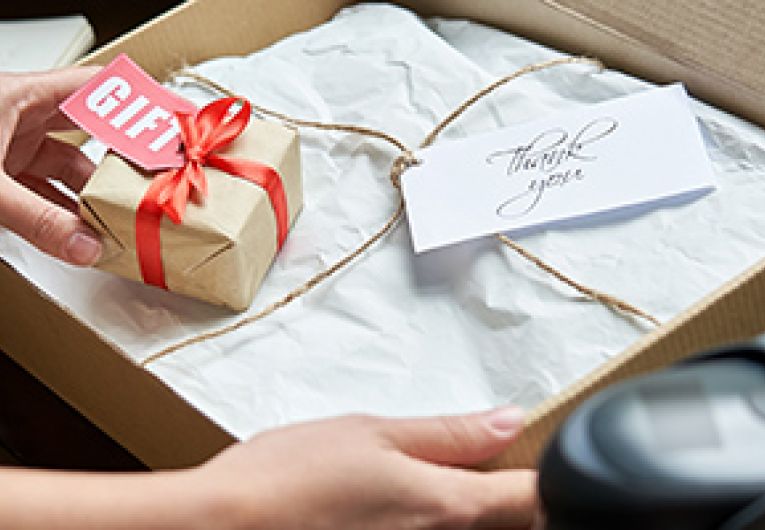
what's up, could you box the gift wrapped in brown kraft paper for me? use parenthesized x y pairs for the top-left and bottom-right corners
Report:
(79, 115), (303, 311)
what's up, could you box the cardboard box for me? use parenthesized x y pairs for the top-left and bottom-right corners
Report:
(2, 0), (765, 470)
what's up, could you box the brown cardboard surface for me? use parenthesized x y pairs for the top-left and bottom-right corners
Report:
(402, 0), (765, 127)
(555, 0), (764, 97)
(1, 0), (765, 469)
(81, 0), (350, 79)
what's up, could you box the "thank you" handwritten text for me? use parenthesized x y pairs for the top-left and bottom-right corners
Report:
(487, 117), (618, 218)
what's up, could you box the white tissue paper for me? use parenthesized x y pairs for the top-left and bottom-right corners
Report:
(2, 4), (765, 440)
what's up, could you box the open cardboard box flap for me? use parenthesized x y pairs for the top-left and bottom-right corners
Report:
(1, 0), (764, 469)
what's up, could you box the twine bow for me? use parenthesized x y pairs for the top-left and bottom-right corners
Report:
(136, 97), (289, 289)
(390, 151), (421, 189)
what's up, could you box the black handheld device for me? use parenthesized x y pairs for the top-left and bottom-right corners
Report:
(539, 337), (765, 530)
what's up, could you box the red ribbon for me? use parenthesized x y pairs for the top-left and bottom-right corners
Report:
(136, 97), (289, 289)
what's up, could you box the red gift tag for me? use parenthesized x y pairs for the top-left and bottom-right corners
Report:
(60, 54), (197, 170)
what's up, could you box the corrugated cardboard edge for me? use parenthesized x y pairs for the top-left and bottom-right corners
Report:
(1, 0), (763, 469)
(485, 256), (765, 469)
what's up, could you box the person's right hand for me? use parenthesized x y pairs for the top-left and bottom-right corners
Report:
(0, 68), (102, 266)
(193, 408), (540, 530)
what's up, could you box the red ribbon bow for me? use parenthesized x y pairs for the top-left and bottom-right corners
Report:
(136, 97), (289, 290)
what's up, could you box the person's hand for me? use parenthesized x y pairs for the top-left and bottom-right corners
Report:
(0, 67), (102, 266)
(192, 408), (540, 530)
(0, 408), (538, 529)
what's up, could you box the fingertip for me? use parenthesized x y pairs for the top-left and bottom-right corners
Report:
(61, 65), (102, 86)
(484, 406), (526, 438)
(63, 230), (102, 266)
(51, 64), (101, 80)
(79, 64), (102, 75)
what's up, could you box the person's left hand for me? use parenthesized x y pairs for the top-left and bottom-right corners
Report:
(192, 409), (541, 530)
(0, 67), (102, 266)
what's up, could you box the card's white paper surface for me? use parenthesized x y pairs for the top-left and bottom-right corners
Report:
(402, 84), (716, 252)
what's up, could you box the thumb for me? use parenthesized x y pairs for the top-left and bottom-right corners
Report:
(0, 175), (102, 266)
(382, 406), (525, 467)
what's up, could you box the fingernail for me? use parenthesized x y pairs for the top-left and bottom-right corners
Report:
(486, 406), (525, 436)
(65, 232), (102, 266)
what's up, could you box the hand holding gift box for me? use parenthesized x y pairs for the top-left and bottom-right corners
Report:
(62, 55), (302, 310)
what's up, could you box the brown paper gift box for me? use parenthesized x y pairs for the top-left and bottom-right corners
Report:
(79, 119), (303, 311)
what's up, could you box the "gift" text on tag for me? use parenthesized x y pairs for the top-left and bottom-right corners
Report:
(60, 53), (197, 170)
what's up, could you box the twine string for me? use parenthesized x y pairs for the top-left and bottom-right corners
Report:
(140, 56), (658, 367)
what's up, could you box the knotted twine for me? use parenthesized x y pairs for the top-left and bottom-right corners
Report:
(140, 56), (659, 367)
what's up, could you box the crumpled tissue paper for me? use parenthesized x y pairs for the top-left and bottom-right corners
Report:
(2, 4), (765, 440)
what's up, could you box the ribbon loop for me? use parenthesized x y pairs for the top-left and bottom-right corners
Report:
(136, 97), (289, 289)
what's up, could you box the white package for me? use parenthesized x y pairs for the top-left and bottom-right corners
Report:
(2, 4), (765, 440)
